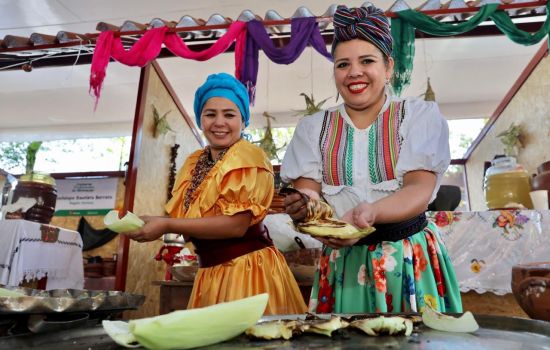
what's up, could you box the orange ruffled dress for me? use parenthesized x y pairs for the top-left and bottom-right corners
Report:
(165, 139), (306, 315)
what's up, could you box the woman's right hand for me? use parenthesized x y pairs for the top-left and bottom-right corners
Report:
(284, 192), (309, 222)
(126, 216), (170, 243)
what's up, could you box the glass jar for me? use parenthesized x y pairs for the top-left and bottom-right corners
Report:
(11, 172), (57, 224)
(484, 156), (533, 209)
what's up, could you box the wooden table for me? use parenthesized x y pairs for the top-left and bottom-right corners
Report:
(152, 280), (194, 314)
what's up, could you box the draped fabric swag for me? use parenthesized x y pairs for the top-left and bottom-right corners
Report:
(90, 3), (550, 107)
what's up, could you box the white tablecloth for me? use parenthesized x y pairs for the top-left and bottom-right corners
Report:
(429, 210), (550, 295)
(0, 219), (84, 290)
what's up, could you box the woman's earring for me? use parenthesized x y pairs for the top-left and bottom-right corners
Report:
(385, 77), (395, 97)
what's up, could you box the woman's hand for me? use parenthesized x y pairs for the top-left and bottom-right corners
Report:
(126, 216), (171, 243)
(284, 192), (309, 222)
(315, 236), (361, 249)
(347, 202), (377, 229)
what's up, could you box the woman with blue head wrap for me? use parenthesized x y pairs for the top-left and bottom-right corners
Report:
(126, 73), (307, 315)
(281, 4), (462, 314)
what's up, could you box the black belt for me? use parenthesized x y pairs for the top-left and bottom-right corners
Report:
(355, 213), (428, 246)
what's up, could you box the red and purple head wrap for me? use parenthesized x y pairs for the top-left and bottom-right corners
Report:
(332, 4), (393, 59)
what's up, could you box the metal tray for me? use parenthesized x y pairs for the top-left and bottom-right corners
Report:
(1, 314), (549, 349)
(0, 286), (145, 314)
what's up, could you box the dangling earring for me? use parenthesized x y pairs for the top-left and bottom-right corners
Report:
(385, 77), (394, 97)
(336, 92), (340, 102)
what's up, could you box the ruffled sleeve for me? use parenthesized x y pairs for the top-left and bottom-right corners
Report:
(217, 166), (274, 225)
(396, 98), (450, 201)
(216, 141), (274, 225)
(280, 111), (324, 183)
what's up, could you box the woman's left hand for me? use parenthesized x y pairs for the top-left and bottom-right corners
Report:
(126, 216), (171, 243)
(315, 236), (360, 249)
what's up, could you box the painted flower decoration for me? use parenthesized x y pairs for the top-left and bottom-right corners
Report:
(493, 210), (529, 240)
(357, 264), (367, 285)
(413, 243), (428, 281)
(372, 258), (387, 292)
(424, 294), (438, 310)
(470, 259), (485, 273)
(432, 211), (461, 227)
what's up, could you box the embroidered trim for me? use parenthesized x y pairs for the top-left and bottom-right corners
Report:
(19, 237), (82, 248)
(319, 110), (354, 186)
(319, 103), (405, 187)
(368, 101), (405, 184)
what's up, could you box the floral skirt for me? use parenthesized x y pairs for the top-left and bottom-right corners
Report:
(188, 246), (307, 315)
(308, 221), (462, 314)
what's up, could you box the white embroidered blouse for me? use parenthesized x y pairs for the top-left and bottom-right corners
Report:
(281, 95), (450, 218)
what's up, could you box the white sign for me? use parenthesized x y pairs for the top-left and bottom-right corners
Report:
(55, 177), (119, 216)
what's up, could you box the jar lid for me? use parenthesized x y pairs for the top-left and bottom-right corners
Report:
(19, 172), (56, 186)
(491, 156), (516, 166)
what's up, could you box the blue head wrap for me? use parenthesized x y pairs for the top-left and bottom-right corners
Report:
(193, 73), (250, 129)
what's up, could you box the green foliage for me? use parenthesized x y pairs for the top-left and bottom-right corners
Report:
(458, 134), (473, 151)
(293, 93), (330, 117)
(252, 112), (287, 162)
(152, 104), (174, 137)
(25, 141), (43, 174)
(497, 123), (522, 157)
(0, 142), (27, 172)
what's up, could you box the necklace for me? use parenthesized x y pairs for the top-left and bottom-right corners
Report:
(183, 146), (229, 211)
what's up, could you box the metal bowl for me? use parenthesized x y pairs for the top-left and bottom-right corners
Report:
(163, 233), (185, 246)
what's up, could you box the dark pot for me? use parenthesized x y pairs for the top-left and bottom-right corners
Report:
(511, 262), (550, 321)
(532, 160), (550, 203)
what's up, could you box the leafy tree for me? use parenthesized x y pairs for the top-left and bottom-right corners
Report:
(0, 142), (28, 173)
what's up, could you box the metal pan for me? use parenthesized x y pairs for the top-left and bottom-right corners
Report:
(1, 314), (549, 349)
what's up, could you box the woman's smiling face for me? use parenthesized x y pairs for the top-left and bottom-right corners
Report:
(333, 39), (393, 113)
(200, 97), (243, 157)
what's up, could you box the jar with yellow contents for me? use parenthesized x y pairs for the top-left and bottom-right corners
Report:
(484, 156), (533, 209)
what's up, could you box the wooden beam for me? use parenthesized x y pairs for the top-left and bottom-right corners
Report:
(0, 0), (546, 55)
(463, 43), (549, 160)
(151, 61), (204, 146)
(114, 65), (149, 292)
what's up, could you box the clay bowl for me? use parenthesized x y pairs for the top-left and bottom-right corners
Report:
(511, 262), (550, 321)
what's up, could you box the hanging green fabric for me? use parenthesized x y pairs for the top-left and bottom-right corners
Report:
(390, 17), (416, 96)
(390, 1), (550, 96)
(397, 5), (499, 36)
(491, 8), (550, 46)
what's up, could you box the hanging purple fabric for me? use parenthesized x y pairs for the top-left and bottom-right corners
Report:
(241, 17), (333, 104)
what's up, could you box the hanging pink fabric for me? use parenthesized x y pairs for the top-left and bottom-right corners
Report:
(89, 21), (247, 107)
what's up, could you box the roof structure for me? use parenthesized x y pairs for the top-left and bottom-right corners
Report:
(0, 0), (546, 70)
(0, 0), (547, 144)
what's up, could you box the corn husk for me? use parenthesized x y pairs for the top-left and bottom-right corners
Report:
(422, 305), (479, 333)
(103, 293), (268, 349)
(0, 288), (25, 297)
(103, 210), (144, 233)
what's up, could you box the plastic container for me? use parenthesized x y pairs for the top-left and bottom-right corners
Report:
(484, 156), (533, 209)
